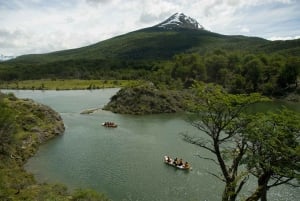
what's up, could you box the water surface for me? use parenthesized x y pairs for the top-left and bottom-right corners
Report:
(3, 89), (299, 201)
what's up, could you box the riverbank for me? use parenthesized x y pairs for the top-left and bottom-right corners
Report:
(0, 92), (110, 201)
(0, 79), (143, 90)
(280, 91), (300, 102)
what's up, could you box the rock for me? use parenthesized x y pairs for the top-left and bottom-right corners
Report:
(80, 108), (101, 114)
(103, 85), (195, 115)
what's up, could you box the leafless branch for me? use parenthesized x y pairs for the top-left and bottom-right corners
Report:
(194, 154), (219, 166)
(268, 177), (299, 188)
(181, 133), (216, 154)
(236, 175), (249, 195)
(207, 171), (226, 182)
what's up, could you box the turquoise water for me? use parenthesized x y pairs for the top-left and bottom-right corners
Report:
(2, 89), (299, 201)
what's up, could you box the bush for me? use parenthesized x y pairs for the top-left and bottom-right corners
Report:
(71, 189), (110, 201)
(7, 92), (17, 101)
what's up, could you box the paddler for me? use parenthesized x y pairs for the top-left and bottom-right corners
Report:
(184, 161), (190, 169)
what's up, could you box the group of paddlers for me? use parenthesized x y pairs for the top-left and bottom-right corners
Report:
(165, 156), (190, 169)
(103, 122), (115, 126)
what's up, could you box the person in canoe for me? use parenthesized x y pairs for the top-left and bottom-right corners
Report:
(184, 161), (190, 169)
(178, 158), (183, 166)
(102, 122), (117, 127)
(173, 157), (178, 165)
(166, 156), (172, 163)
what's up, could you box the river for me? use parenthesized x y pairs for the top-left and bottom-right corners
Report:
(2, 89), (300, 201)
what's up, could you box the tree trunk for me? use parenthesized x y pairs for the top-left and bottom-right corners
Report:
(222, 181), (237, 201)
(261, 188), (267, 201)
(246, 172), (271, 201)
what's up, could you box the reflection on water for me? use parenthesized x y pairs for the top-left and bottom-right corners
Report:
(2, 89), (299, 201)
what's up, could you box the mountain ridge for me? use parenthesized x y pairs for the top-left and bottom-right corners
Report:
(1, 13), (300, 66)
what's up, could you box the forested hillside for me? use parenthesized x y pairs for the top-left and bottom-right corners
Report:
(0, 25), (299, 97)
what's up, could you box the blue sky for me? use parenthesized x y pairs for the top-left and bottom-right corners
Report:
(0, 0), (299, 56)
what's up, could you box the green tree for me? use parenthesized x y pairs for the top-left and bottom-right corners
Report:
(205, 55), (228, 82)
(243, 58), (263, 91)
(244, 109), (300, 201)
(171, 53), (207, 87)
(183, 83), (268, 201)
(229, 74), (246, 94)
(278, 57), (300, 88)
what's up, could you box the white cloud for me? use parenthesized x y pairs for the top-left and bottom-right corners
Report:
(240, 27), (250, 33)
(268, 35), (300, 41)
(0, 0), (299, 56)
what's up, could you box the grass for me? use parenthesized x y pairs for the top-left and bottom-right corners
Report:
(0, 79), (144, 90)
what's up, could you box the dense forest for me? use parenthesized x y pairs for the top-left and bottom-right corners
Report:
(154, 51), (300, 96)
(1, 50), (299, 97)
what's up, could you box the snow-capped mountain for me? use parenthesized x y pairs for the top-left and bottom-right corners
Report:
(155, 13), (204, 30)
(0, 54), (15, 61)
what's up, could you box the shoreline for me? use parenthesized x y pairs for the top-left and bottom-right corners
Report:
(0, 79), (142, 90)
(0, 94), (109, 200)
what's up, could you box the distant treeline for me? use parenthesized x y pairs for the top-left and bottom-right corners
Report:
(0, 49), (299, 96)
(152, 50), (300, 96)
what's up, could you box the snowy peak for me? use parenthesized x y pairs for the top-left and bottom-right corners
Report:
(155, 13), (204, 30)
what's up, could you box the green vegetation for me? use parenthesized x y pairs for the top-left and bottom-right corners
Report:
(0, 26), (299, 201)
(162, 51), (300, 97)
(102, 50), (299, 115)
(0, 28), (299, 98)
(0, 79), (143, 90)
(103, 83), (196, 114)
(0, 92), (110, 201)
(245, 109), (300, 201)
(182, 83), (300, 201)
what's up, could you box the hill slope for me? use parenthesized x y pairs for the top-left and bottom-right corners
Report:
(10, 28), (271, 64)
(1, 13), (299, 81)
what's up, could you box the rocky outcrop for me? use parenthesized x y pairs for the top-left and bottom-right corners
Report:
(5, 97), (65, 162)
(103, 85), (195, 115)
(80, 108), (102, 114)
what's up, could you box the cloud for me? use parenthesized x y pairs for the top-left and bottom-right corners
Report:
(139, 11), (173, 24)
(137, 0), (179, 24)
(0, 29), (30, 48)
(0, 0), (299, 56)
(268, 35), (300, 41)
(86, 0), (110, 6)
(240, 27), (250, 33)
(139, 13), (159, 24)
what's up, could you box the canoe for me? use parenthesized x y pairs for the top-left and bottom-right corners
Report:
(101, 122), (118, 128)
(164, 156), (191, 170)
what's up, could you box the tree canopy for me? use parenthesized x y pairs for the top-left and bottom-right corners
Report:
(183, 83), (299, 201)
(244, 109), (300, 201)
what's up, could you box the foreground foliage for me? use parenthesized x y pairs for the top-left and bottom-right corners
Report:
(245, 109), (300, 201)
(183, 83), (300, 201)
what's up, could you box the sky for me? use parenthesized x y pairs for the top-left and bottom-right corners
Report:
(0, 0), (300, 57)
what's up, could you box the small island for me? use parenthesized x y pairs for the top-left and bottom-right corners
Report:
(103, 84), (196, 115)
